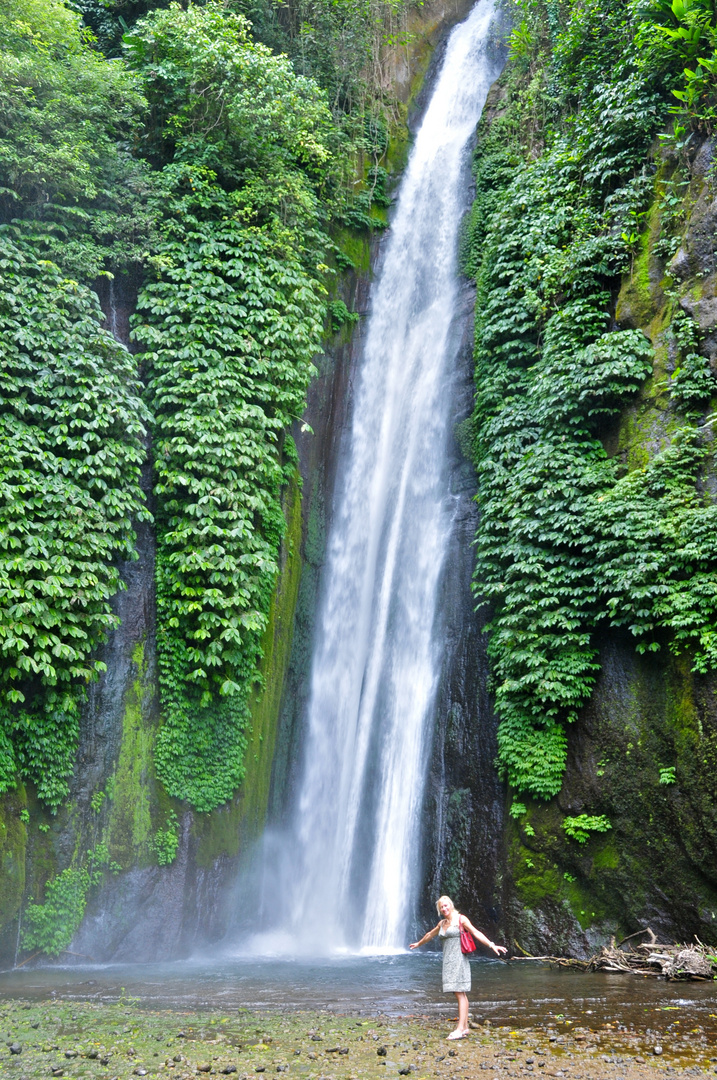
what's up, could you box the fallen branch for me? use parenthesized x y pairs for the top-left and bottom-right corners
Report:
(509, 940), (716, 981)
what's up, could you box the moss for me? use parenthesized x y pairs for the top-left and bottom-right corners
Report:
(192, 471), (303, 866)
(0, 787), (27, 947)
(332, 226), (371, 276)
(105, 641), (157, 868)
(591, 837), (619, 871)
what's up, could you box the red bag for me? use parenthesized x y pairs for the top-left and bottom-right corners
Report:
(459, 918), (476, 955)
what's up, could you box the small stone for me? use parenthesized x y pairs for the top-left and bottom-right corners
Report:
(448, 1050), (457, 1058)
(339, 1049), (349, 1056)
(398, 1068), (411, 1076)
(9, 1043), (22, 1055)
(526, 1060), (535, 1065)
(220, 1069), (237, 1076)
(377, 1048), (387, 1057)
(134, 1069), (148, 1076)
(31, 1022), (40, 1030)
(308, 1052), (317, 1060)
(51, 1070), (64, 1077)
(293, 1050), (301, 1056)
(100, 1057), (111, 1066)
(255, 1068), (265, 1074)
(197, 1066), (212, 1074)
(178, 1033), (186, 1039)
(635, 1057), (645, 1064)
(311, 1036), (323, 1042)
(653, 1048), (663, 1057)
(174, 1056), (184, 1063)
(87, 1050), (98, 1059)
(276, 1067), (288, 1073)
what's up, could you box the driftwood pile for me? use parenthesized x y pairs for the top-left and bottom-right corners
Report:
(512, 928), (717, 980)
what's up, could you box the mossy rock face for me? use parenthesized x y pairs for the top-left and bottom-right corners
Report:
(504, 636), (717, 957)
(502, 142), (717, 954)
(0, 788), (27, 958)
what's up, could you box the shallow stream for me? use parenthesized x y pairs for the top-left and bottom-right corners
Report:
(0, 957), (714, 1037)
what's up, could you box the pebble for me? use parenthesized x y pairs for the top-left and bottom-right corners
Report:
(64, 1049), (77, 1058)
(133, 1069), (148, 1076)
(8, 1043), (22, 1055)
(653, 1047), (663, 1056)
(220, 1068), (237, 1075)
(51, 1070), (63, 1077)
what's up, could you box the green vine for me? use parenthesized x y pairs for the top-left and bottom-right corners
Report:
(0, 226), (150, 810)
(22, 843), (120, 956)
(127, 5), (332, 809)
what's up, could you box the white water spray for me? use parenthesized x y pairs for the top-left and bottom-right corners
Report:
(252, 0), (502, 955)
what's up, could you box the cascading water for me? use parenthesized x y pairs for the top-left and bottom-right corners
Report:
(251, 0), (503, 955)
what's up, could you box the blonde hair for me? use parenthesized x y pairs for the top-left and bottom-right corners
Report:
(436, 895), (455, 917)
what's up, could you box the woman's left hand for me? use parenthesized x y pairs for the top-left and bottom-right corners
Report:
(491, 943), (508, 956)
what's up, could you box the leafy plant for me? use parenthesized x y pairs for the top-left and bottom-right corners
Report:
(22, 844), (117, 955)
(659, 765), (677, 784)
(563, 814), (612, 843)
(153, 810), (179, 866)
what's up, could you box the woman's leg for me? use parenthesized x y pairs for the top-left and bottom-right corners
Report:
(457, 992), (469, 1033)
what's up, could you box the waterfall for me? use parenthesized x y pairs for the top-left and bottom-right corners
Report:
(251, 0), (502, 955)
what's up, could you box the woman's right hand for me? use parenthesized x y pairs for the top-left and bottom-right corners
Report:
(409, 941), (421, 949)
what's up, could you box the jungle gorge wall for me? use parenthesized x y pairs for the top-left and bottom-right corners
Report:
(0, 0), (476, 966)
(464, 0), (717, 957)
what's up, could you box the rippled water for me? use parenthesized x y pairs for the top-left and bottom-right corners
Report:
(1, 957), (714, 1035)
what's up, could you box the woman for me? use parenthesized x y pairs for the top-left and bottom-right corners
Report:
(410, 895), (507, 1039)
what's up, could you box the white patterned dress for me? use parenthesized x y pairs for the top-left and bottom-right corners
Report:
(439, 917), (471, 993)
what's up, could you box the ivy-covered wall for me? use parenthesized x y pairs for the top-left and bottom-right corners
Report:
(462, 0), (717, 954)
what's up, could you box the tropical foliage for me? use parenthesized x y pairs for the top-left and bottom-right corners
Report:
(466, 0), (717, 800)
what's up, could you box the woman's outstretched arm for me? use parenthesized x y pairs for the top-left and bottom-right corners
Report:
(409, 924), (441, 949)
(459, 915), (507, 956)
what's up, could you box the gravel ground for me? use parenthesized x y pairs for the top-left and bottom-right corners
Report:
(0, 999), (715, 1080)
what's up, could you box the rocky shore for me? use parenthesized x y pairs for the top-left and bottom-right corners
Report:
(0, 999), (715, 1080)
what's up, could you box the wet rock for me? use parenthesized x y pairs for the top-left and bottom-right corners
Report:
(8, 1043), (21, 1055)
(64, 1050), (77, 1059)
(653, 1047), (663, 1056)
(220, 1069), (237, 1075)
(377, 1046), (387, 1056)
